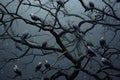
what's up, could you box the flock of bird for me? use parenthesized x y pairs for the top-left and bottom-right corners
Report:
(13, 59), (50, 78)
(13, 0), (119, 78)
(35, 59), (51, 72)
(14, 35), (111, 79)
(86, 36), (112, 66)
(19, 0), (120, 42)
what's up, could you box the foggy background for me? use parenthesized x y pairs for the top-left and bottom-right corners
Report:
(0, 0), (120, 80)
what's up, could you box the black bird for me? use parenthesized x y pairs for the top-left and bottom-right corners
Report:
(35, 62), (42, 72)
(86, 46), (96, 57)
(99, 37), (106, 48)
(116, 0), (120, 2)
(101, 57), (111, 65)
(73, 24), (80, 33)
(44, 59), (50, 69)
(30, 13), (41, 21)
(42, 42), (47, 48)
(21, 31), (29, 41)
(89, 1), (94, 12)
(56, 0), (64, 7)
(89, 1), (94, 8)
(13, 65), (22, 76)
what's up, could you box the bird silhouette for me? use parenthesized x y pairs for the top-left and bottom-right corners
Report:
(44, 59), (50, 69)
(13, 65), (22, 79)
(42, 42), (47, 48)
(86, 46), (96, 57)
(21, 30), (29, 41)
(30, 13), (41, 21)
(99, 37), (106, 48)
(101, 57), (111, 65)
(89, 1), (94, 12)
(35, 62), (42, 72)
(56, 0), (64, 8)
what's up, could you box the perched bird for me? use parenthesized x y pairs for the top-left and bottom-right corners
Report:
(99, 37), (106, 48)
(13, 65), (22, 76)
(86, 46), (96, 57)
(44, 59), (50, 69)
(15, 43), (22, 51)
(73, 24), (80, 33)
(89, 1), (94, 8)
(42, 42), (47, 48)
(89, 1), (94, 12)
(56, 0), (64, 7)
(35, 62), (42, 72)
(116, 0), (120, 2)
(21, 30), (29, 41)
(30, 13), (41, 21)
(101, 57), (111, 65)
